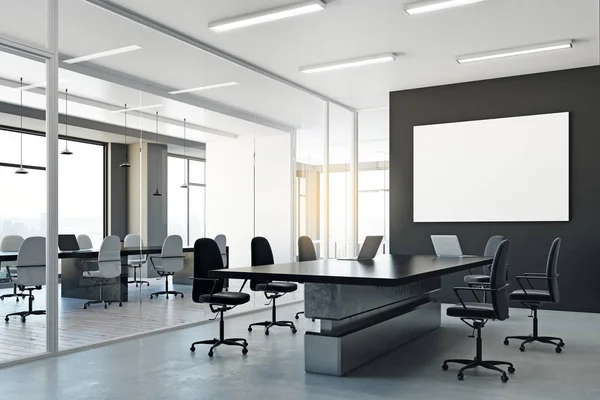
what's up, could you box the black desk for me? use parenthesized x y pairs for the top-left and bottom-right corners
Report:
(0, 246), (194, 302)
(211, 255), (491, 376)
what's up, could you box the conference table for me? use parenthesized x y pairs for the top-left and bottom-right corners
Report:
(0, 246), (194, 302)
(210, 254), (491, 376)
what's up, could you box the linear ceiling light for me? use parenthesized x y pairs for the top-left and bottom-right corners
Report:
(111, 104), (163, 113)
(16, 79), (68, 91)
(457, 40), (573, 64)
(168, 81), (239, 95)
(63, 45), (142, 64)
(209, 0), (326, 32)
(300, 53), (396, 74)
(405, 0), (487, 15)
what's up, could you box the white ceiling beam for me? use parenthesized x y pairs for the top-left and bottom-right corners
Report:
(82, 0), (355, 113)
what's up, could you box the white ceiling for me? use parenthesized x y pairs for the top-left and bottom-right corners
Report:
(0, 0), (598, 136)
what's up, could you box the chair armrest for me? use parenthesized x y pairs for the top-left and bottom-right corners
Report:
(453, 284), (509, 319)
(523, 272), (546, 276)
(189, 277), (218, 297)
(515, 275), (556, 294)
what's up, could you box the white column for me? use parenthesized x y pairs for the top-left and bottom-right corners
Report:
(349, 111), (359, 255)
(291, 129), (297, 262)
(322, 102), (330, 259)
(45, 0), (59, 354)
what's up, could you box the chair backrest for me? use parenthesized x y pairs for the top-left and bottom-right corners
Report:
(298, 236), (317, 262)
(97, 236), (122, 279)
(124, 233), (145, 263)
(16, 236), (46, 286)
(192, 238), (224, 303)
(545, 237), (561, 303)
(482, 235), (506, 275)
(0, 235), (24, 252)
(250, 236), (274, 291)
(160, 235), (184, 273)
(214, 234), (227, 267)
(489, 239), (510, 321)
(77, 234), (93, 250)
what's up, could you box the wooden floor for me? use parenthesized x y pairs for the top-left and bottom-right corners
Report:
(0, 279), (303, 362)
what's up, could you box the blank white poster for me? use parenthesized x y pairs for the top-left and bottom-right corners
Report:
(413, 112), (569, 222)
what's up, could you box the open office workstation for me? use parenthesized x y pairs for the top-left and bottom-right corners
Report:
(1, 0), (600, 399)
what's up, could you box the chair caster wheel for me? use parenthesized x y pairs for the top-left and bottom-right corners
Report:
(4, 317), (8, 322)
(208, 351), (214, 358)
(247, 327), (252, 332)
(503, 339), (509, 345)
(190, 346), (195, 352)
(146, 282), (150, 287)
(519, 346), (525, 352)
(559, 342), (565, 348)
(21, 317), (26, 323)
(265, 330), (270, 336)
(104, 304), (108, 309)
(508, 366), (515, 374)
(457, 374), (464, 381)
(501, 375), (509, 383)
(242, 348), (248, 355)
(15, 298), (19, 302)
(556, 346), (562, 353)
(180, 294), (184, 298)
(295, 315), (299, 320)
(312, 319), (315, 322)
(119, 302), (123, 307)
(291, 328), (297, 334)
(83, 306), (87, 309)
(442, 364), (448, 371)
(150, 295), (153, 299)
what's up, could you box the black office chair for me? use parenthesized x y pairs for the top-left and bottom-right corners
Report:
(463, 235), (506, 287)
(504, 237), (564, 353)
(189, 238), (250, 357)
(442, 239), (515, 383)
(247, 237), (298, 335)
(295, 236), (317, 321)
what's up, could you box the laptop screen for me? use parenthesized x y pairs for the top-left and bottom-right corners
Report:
(58, 234), (80, 251)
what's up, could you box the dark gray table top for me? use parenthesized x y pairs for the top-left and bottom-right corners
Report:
(210, 254), (492, 286)
(0, 246), (194, 262)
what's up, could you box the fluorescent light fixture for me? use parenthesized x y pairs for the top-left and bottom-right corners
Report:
(16, 79), (67, 91)
(168, 81), (239, 95)
(457, 40), (573, 64)
(209, 0), (325, 32)
(63, 45), (142, 64)
(405, 0), (487, 15)
(300, 53), (396, 74)
(111, 104), (163, 113)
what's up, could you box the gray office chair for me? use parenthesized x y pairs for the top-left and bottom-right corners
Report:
(442, 239), (515, 383)
(463, 235), (506, 286)
(82, 235), (122, 309)
(149, 235), (185, 299)
(504, 238), (564, 353)
(0, 235), (27, 302)
(4, 237), (46, 323)
(124, 233), (150, 287)
(77, 234), (93, 250)
(295, 235), (317, 321)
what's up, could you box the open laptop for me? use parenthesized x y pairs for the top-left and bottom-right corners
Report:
(337, 235), (383, 261)
(430, 235), (477, 257)
(58, 234), (80, 251)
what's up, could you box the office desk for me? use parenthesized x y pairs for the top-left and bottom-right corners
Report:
(211, 255), (491, 376)
(0, 246), (194, 302)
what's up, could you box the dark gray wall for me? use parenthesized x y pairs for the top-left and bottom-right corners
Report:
(389, 65), (600, 313)
(110, 143), (128, 240)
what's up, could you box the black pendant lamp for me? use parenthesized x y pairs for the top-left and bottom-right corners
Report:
(152, 111), (162, 196)
(60, 88), (73, 155)
(15, 78), (28, 175)
(180, 118), (188, 189)
(120, 103), (131, 168)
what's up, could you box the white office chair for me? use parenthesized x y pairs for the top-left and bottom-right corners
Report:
(4, 236), (46, 323)
(124, 233), (149, 287)
(82, 235), (122, 309)
(149, 235), (185, 299)
(0, 235), (27, 302)
(77, 234), (93, 250)
(215, 234), (228, 290)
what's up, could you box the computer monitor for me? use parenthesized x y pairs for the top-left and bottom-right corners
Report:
(58, 234), (80, 251)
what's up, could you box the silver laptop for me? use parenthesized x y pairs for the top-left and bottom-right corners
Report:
(431, 235), (477, 257)
(337, 235), (383, 261)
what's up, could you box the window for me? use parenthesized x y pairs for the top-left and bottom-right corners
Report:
(167, 155), (206, 245)
(0, 128), (106, 245)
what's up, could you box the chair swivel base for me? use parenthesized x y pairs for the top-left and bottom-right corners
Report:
(5, 310), (45, 323)
(190, 337), (248, 357)
(443, 358), (514, 382)
(0, 292), (29, 302)
(149, 290), (184, 299)
(504, 335), (565, 353)
(128, 279), (150, 287)
(294, 311), (315, 322)
(83, 300), (122, 309)
(248, 320), (297, 335)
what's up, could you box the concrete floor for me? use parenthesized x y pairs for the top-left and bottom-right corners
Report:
(1, 303), (599, 400)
